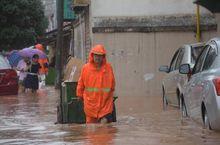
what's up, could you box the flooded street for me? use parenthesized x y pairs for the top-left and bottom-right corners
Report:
(1, 87), (220, 145)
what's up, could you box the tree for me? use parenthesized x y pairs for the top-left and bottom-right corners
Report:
(0, 0), (48, 51)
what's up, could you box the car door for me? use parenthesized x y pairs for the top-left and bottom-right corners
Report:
(163, 48), (184, 106)
(198, 44), (218, 122)
(184, 45), (210, 118)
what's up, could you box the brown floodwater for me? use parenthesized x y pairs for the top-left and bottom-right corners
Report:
(0, 87), (220, 145)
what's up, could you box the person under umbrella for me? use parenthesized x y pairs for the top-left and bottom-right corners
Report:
(16, 57), (30, 93)
(24, 54), (41, 93)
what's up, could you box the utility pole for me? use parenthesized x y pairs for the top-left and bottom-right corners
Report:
(196, 4), (201, 42)
(56, 0), (64, 123)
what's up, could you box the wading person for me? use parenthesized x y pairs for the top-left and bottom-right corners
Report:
(35, 44), (49, 89)
(24, 54), (41, 93)
(16, 57), (30, 93)
(77, 44), (115, 124)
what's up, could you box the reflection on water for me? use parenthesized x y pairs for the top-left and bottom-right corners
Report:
(62, 124), (117, 145)
(0, 87), (220, 145)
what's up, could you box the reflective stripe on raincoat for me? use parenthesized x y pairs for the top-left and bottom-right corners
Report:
(77, 45), (115, 119)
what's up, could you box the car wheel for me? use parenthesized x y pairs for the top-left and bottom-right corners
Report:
(162, 87), (168, 110)
(203, 108), (212, 130)
(180, 97), (188, 118)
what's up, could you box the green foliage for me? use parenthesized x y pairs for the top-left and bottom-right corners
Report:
(0, 0), (48, 51)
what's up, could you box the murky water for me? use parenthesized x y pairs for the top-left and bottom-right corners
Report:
(0, 87), (220, 145)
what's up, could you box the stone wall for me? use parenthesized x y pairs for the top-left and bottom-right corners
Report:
(93, 14), (217, 33)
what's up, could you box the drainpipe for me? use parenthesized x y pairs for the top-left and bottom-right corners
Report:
(196, 4), (201, 42)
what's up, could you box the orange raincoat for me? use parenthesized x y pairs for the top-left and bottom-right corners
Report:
(77, 45), (115, 121)
(35, 44), (48, 74)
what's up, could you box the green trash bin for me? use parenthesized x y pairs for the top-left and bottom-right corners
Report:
(64, 82), (78, 102)
(61, 81), (86, 123)
(68, 99), (86, 123)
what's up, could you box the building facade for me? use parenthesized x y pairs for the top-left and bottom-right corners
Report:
(41, 0), (57, 32)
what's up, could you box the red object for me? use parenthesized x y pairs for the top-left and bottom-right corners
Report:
(213, 77), (220, 96)
(0, 69), (18, 95)
(77, 45), (115, 121)
(0, 55), (18, 95)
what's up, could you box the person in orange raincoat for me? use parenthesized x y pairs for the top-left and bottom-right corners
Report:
(77, 44), (115, 124)
(35, 44), (49, 88)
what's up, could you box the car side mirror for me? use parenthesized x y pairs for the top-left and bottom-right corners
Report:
(159, 65), (169, 73)
(179, 64), (191, 74)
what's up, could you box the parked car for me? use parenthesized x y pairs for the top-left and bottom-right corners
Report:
(179, 38), (220, 130)
(159, 43), (204, 110)
(0, 54), (18, 95)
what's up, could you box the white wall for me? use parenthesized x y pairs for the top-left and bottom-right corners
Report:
(91, 0), (211, 17)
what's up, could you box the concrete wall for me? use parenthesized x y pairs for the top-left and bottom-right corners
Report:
(93, 31), (217, 97)
(214, 13), (220, 35)
(91, 0), (210, 17)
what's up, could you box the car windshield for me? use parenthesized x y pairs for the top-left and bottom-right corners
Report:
(0, 55), (11, 69)
(191, 46), (204, 64)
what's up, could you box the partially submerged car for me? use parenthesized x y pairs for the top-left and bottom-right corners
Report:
(179, 38), (220, 130)
(0, 54), (18, 95)
(159, 43), (204, 110)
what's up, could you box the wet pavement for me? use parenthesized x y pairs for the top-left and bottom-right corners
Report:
(0, 87), (220, 145)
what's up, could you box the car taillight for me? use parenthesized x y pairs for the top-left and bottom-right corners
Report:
(213, 77), (220, 96)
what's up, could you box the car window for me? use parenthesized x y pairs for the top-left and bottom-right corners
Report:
(175, 48), (184, 69)
(0, 55), (10, 69)
(191, 46), (204, 64)
(169, 50), (179, 71)
(202, 46), (217, 71)
(192, 45), (209, 74)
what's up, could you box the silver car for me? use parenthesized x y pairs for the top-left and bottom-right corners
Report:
(180, 38), (220, 130)
(159, 43), (204, 110)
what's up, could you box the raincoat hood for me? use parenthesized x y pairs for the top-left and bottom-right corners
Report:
(89, 44), (107, 65)
(35, 44), (44, 51)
